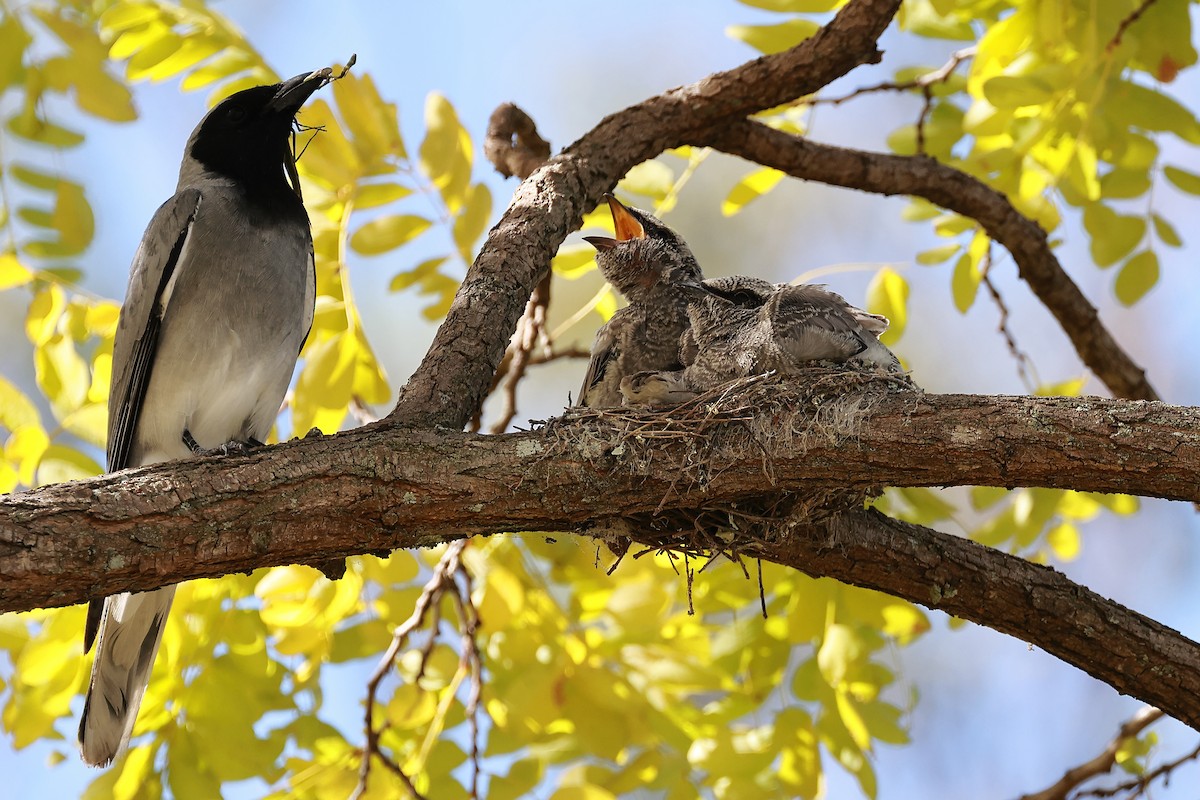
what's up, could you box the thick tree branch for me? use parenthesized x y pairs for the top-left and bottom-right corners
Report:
(6, 391), (1200, 728)
(388, 0), (903, 430)
(7, 392), (1200, 611)
(766, 510), (1200, 731)
(698, 120), (1158, 402)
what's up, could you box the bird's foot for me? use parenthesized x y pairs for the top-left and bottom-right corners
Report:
(620, 370), (698, 407)
(182, 429), (265, 456)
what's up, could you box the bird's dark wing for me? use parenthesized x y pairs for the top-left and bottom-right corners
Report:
(769, 285), (872, 361)
(106, 188), (202, 472)
(578, 322), (618, 407)
(86, 189), (201, 654)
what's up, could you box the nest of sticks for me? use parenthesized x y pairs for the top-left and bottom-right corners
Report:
(541, 367), (919, 566)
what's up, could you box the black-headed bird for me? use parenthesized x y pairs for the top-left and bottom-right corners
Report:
(78, 68), (333, 767)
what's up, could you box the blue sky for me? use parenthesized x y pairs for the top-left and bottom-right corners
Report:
(3, 1), (1200, 797)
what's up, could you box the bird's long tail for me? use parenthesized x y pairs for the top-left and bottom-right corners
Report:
(78, 586), (175, 766)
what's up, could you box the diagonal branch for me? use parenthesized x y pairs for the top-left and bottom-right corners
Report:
(697, 120), (1158, 402)
(1017, 706), (1163, 800)
(388, 0), (903, 430)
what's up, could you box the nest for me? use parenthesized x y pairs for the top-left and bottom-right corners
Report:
(541, 367), (919, 566)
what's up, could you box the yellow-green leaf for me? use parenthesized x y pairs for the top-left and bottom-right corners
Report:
(618, 161), (675, 200)
(551, 245), (596, 280)
(349, 214), (432, 255)
(0, 375), (40, 433)
(452, 183), (493, 262)
(1151, 214), (1182, 248)
(1113, 250), (1159, 306)
(915, 244), (959, 265)
(722, 167), (784, 216)
(1164, 165), (1200, 195)
(982, 75), (1056, 108)
(419, 92), (472, 212)
(866, 268), (907, 345)
(354, 182), (412, 209)
(727, 19), (820, 54)
(950, 252), (980, 313)
(0, 253), (32, 290)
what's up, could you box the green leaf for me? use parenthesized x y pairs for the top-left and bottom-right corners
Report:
(722, 167), (785, 216)
(1083, 205), (1145, 267)
(0, 253), (33, 291)
(419, 92), (472, 212)
(1151, 214), (1182, 248)
(726, 19), (821, 55)
(349, 214), (432, 255)
(950, 252), (980, 313)
(982, 75), (1056, 108)
(619, 160), (675, 200)
(914, 244), (959, 265)
(452, 183), (493, 262)
(866, 267), (907, 345)
(1113, 250), (1159, 306)
(354, 182), (412, 209)
(1164, 165), (1200, 195)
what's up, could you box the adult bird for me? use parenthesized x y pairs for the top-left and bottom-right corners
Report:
(78, 68), (333, 767)
(578, 195), (704, 407)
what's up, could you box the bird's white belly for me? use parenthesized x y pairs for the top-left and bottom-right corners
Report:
(131, 327), (290, 465)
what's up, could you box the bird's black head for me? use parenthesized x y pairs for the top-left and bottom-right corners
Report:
(185, 69), (331, 210)
(584, 194), (703, 302)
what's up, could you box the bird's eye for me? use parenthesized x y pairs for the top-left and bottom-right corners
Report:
(226, 106), (247, 123)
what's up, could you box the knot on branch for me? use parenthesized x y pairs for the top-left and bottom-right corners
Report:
(484, 102), (552, 180)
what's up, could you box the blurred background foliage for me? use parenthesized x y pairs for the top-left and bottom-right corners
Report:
(0, 0), (1196, 797)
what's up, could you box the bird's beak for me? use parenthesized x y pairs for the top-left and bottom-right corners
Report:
(584, 235), (618, 251)
(269, 68), (334, 114)
(604, 194), (645, 241)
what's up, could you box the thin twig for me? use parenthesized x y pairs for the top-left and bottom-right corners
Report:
(1106, 0), (1160, 54)
(351, 541), (468, 800)
(814, 45), (977, 152)
(1017, 706), (1164, 800)
(979, 242), (1039, 392)
(1078, 738), (1200, 799)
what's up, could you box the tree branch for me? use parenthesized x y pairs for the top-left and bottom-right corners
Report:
(7, 391), (1200, 611)
(388, 0), (903, 430)
(1018, 707), (1163, 800)
(7, 390), (1200, 727)
(696, 120), (1159, 402)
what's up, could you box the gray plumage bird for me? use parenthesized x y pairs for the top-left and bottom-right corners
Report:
(78, 69), (331, 767)
(622, 274), (903, 405)
(682, 278), (901, 388)
(577, 195), (703, 407)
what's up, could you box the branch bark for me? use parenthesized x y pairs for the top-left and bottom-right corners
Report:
(697, 120), (1159, 402)
(8, 392), (1200, 612)
(6, 391), (1200, 728)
